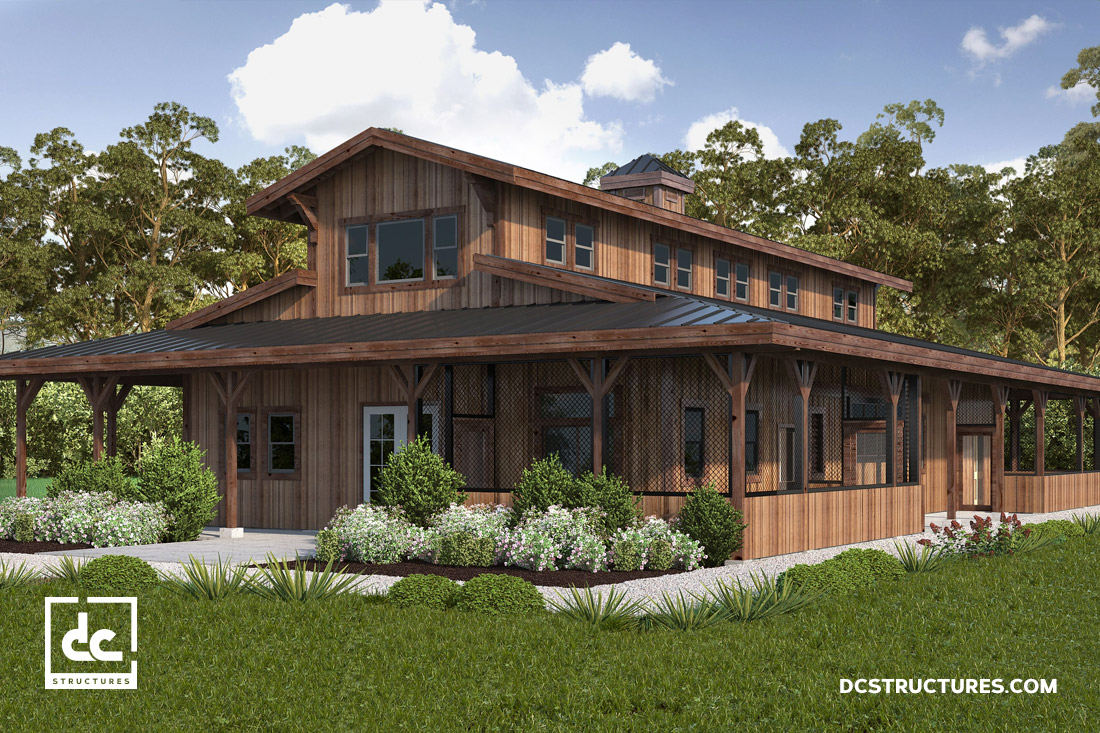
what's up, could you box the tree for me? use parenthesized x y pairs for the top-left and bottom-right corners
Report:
(1060, 45), (1100, 118)
(582, 161), (618, 188)
(0, 147), (50, 353)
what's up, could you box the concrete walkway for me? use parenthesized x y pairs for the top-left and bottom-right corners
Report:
(37, 528), (317, 565)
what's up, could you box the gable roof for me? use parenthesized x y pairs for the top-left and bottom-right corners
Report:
(245, 128), (912, 293)
(165, 269), (316, 330)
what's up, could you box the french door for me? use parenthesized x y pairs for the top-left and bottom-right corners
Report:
(363, 406), (408, 503)
(960, 433), (992, 511)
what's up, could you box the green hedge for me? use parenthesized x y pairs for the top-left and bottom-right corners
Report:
(676, 482), (745, 567)
(781, 548), (905, 595)
(79, 555), (159, 594)
(455, 574), (544, 615)
(1025, 519), (1086, 541)
(387, 574), (459, 610)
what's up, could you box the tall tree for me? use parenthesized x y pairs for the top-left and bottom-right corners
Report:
(0, 147), (49, 353)
(1059, 45), (1100, 118)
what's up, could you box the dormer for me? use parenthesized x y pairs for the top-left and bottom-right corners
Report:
(598, 154), (695, 214)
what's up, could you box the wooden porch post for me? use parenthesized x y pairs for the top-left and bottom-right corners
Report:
(567, 356), (629, 473)
(389, 364), (441, 445)
(703, 352), (756, 512)
(210, 370), (255, 532)
(106, 384), (134, 458)
(991, 384), (1009, 513)
(946, 379), (962, 520)
(1075, 396), (1087, 472)
(881, 371), (904, 486)
(78, 376), (119, 461)
(1091, 398), (1100, 472)
(1033, 390), (1047, 478)
(15, 378), (44, 498)
(786, 359), (817, 493)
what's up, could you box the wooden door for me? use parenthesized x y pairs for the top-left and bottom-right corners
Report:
(960, 434), (992, 510)
(454, 417), (495, 491)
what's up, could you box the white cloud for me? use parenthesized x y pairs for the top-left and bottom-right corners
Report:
(960, 14), (1057, 65)
(580, 42), (671, 103)
(228, 1), (623, 181)
(1045, 80), (1097, 105)
(982, 156), (1027, 178)
(683, 108), (790, 159)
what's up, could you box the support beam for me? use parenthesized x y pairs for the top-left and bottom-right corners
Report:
(786, 358), (817, 493)
(1033, 389), (1048, 480)
(210, 370), (256, 531)
(288, 193), (319, 270)
(567, 356), (630, 473)
(946, 379), (962, 520)
(78, 375), (120, 461)
(991, 384), (1009, 513)
(15, 378), (44, 498)
(106, 384), (134, 458)
(1075, 396), (1087, 472)
(704, 351), (755, 513)
(881, 371), (904, 487)
(1091, 398), (1100, 473)
(388, 363), (441, 444)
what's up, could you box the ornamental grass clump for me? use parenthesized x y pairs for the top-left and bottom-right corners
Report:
(454, 573), (544, 615)
(246, 553), (362, 602)
(1071, 512), (1100, 535)
(675, 482), (745, 567)
(162, 556), (248, 600)
(79, 555), (159, 594)
(547, 586), (644, 630)
(375, 435), (466, 526)
(641, 592), (724, 632)
(0, 559), (39, 590)
(387, 574), (459, 610)
(609, 517), (705, 571)
(894, 541), (953, 573)
(701, 573), (821, 622)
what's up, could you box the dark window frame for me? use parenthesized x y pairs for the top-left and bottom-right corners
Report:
(236, 411), (255, 474)
(541, 208), (600, 273)
(734, 261), (750, 302)
(715, 257), (731, 299)
(261, 407), (301, 479)
(534, 387), (593, 477)
(745, 408), (760, 475)
(339, 206), (464, 293)
(768, 269), (800, 313)
(676, 248), (693, 291)
(684, 406), (705, 479)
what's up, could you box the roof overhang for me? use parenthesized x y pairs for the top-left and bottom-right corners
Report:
(245, 128), (913, 293)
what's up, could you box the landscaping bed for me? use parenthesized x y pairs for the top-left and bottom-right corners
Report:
(0, 538), (92, 554)
(255, 558), (685, 586)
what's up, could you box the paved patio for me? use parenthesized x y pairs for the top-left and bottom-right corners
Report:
(37, 528), (317, 564)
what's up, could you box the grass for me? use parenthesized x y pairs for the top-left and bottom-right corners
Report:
(0, 477), (52, 499)
(1, 540), (1098, 729)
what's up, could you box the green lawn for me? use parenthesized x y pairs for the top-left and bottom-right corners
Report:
(1, 541), (1097, 730)
(0, 477), (52, 499)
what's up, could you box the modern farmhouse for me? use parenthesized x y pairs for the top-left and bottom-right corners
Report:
(3, 129), (1100, 559)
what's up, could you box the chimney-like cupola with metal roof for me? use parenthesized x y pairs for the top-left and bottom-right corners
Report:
(598, 154), (695, 214)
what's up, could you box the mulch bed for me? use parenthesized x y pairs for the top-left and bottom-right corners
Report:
(254, 558), (685, 587)
(0, 539), (94, 554)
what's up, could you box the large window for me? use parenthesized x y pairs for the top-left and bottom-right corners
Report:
(716, 258), (730, 298)
(236, 413), (253, 473)
(377, 218), (425, 282)
(268, 413), (298, 474)
(834, 286), (858, 323)
(684, 407), (704, 477)
(847, 289), (858, 323)
(434, 215), (458, 279)
(654, 243), (671, 285)
(545, 216), (595, 270)
(676, 248), (693, 290)
(735, 262), (750, 302)
(833, 287), (845, 321)
(786, 275), (799, 311)
(345, 211), (461, 287)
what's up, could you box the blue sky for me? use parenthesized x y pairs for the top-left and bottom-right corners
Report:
(1, 0), (1097, 181)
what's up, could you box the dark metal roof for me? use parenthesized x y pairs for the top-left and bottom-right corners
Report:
(0, 296), (775, 362)
(607, 154), (691, 180)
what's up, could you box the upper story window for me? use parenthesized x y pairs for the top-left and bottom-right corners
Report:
(654, 243), (671, 286)
(833, 286), (858, 323)
(345, 209), (461, 288)
(735, 262), (749, 301)
(377, 219), (425, 282)
(545, 215), (596, 270)
(769, 271), (799, 312)
(676, 249), (693, 290)
(716, 258), (730, 298)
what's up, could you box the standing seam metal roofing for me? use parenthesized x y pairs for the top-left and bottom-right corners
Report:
(607, 154), (692, 180)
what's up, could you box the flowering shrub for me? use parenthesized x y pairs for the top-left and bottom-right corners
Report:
(408, 504), (512, 564)
(610, 517), (705, 571)
(324, 504), (419, 564)
(499, 506), (609, 572)
(0, 492), (169, 547)
(921, 513), (1031, 557)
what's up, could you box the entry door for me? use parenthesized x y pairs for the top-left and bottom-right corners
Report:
(960, 434), (992, 509)
(363, 406), (408, 503)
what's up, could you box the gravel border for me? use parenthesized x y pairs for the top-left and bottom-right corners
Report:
(5, 503), (1097, 606)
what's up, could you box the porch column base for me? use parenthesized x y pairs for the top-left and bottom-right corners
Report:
(219, 527), (245, 540)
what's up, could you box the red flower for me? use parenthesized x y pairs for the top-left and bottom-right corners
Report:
(917, 538), (932, 547)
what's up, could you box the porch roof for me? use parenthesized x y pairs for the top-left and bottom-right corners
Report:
(2, 291), (1099, 396)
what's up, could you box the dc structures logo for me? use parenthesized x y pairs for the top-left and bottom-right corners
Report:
(45, 597), (138, 689)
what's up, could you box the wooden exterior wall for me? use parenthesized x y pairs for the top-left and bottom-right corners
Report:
(921, 378), (951, 514)
(1003, 472), (1100, 514)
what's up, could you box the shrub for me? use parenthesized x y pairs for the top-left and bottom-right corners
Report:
(375, 435), (466, 526)
(324, 504), (418, 564)
(79, 555), (159, 594)
(455, 573), (544, 615)
(1026, 519), (1086, 541)
(388, 574), (460, 610)
(511, 455), (576, 520)
(610, 517), (705, 571)
(131, 437), (219, 542)
(49, 457), (131, 498)
(612, 539), (642, 571)
(674, 483), (745, 567)
(781, 548), (905, 595)
(574, 468), (640, 535)
(314, 529), (341, 564)
(408, 504), (512, 564)
(439, 532), (494, 567)
(13, 513), (33, 543)
(499, 506), (608, 572)
(924, 513), (1033, 557)
(0, 492), (170, 547)
(648, 538), (673, 571)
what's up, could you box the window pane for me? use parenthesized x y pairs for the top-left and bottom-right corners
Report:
(746, 411), (759, 473)
(684, 407), (704, 477)
(377, 219), (425, 282)
(575, 224), (594, 269)
(546, 216), (566, 242)
(347, 225), (367, 256)
(654, 243), (670, 265)
(786, 275), (799, 310)
(833, 287), (844, 319)
(575, 247), (591, 270)
(348, 255), (369, 286)
(271, 444), (295, 472)
(677, 249), (692, 289)
(654, 263), (668, 284)
(848, 291), (858, 322)
(539, 392), (591, 419)
(434, 216), (458, 278)
(685, 408), (703, 442)
(769, 272), (781, 306)
(237, 444), (251, 471)
(716, 258), (730, 279)
(236, 415), (251, 444)
(736, 263), (749, 300)
(269, 415), (294, 443)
